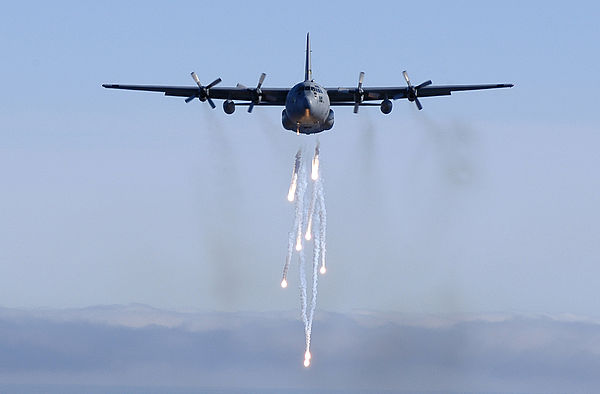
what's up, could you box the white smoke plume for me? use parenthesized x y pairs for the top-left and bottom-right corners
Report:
(281, 149), (305, 287)
(294, 155), (308, 252)
(305, 177), (318, 241)
(280, 142), (327, 367)
(307, 191), (321, 338)
(295, 161), (310, 354)
(317, 175), (327, 274)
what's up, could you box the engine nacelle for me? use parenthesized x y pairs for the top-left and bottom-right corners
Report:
(380, 99), (393, 114)
(223, 100), (235, 114)
(281, 109), (296, 131)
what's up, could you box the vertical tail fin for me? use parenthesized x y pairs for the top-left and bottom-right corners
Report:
(305, 32), (312, 81)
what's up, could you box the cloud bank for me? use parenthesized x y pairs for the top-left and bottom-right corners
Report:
(0, 305), (599, 393)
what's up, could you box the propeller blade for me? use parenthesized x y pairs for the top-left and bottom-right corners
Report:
(415, 98), (423, 110)
(185, 95), (196, 103)
(416, 80), (432, 89)
(257, 73), (266, 89)
(206, 78), (222, 90)
(248, 102), (255, 113)
(191, 72), (202, 87)
(236, 83), (247, 89)
(206, 97), (216, 109)
(354, 72), (365, 110)
(402, 70), (411, 85)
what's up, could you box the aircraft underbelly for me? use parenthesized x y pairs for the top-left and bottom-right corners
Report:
(287, 107), (328, 134)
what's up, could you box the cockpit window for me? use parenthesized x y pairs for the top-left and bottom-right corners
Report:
(302, 85), (323, 93)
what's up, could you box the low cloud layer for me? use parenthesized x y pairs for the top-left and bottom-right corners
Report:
(0, 305), (599, 393)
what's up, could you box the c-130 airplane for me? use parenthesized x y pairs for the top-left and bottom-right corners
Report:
(103, 33), (513, 135)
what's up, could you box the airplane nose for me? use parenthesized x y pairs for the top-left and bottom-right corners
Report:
(286, 90), (312, 122)
(301, 94), (310, 109)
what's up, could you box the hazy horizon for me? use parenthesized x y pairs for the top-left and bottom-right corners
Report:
(1, 304), (599, 393)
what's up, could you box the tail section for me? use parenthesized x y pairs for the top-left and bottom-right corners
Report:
(305, 33), (312, 81)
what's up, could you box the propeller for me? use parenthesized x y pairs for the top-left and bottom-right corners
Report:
(353, 71), (365, 114)
(246, 72), (266, 113)
(185, 72), (222, 108)
(402, 70), (431, 110)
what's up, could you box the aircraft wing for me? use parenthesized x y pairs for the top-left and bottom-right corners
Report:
(102, 84), (289, 105)
(326, 83), (513, 103)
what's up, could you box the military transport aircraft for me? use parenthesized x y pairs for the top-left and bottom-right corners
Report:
(103, 33), (513, 135)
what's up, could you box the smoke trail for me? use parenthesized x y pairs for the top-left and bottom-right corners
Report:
(281, 149), (304, 286)
(317, 176), (327, 275)
(287, 149), (302, 202)
(298, 244), (308, 334)
(305, 146), (320, 241)
(304, 163), (322, 365)
(311, 143), (320, 181)
(307, 189), (321, 339)
(281, 232), (293, 288)
(294, 159), (308, 253)
(305, 190), (316, 241)
(300, 241), (311, 368)
(307, 145), (325, 366)
(303, 174), (327, 365)
(295, 162), (310, 361)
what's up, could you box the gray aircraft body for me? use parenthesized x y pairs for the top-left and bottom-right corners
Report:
(103, 34), (513, 134)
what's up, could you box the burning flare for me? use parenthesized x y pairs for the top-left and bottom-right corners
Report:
(311, 145), (320, 181)
(287, 150), (302, 202)
(304, 350), (312, 367)
(305, 218), (313, 241)
(287, 174), (297, 202)
(311, 156), (319, 181)
(320, 265), (326, 275)
(280, 278), (288, 288)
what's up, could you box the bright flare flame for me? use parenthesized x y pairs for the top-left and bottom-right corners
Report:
(320, 266), (326, 275)
(295, 237), (302, 251)
(311, 156), (319, 181)
(303, 350), (312, 367)
(305, 218), (312, 241)
(281, 279), (288, 288)
(287, 175), (297, 202)
(305, 211), (313, 241)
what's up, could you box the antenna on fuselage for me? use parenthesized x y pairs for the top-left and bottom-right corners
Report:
(305, 32), (312, 82)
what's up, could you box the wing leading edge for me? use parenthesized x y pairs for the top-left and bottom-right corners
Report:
(102, 82), (513, 107)
(326, 83), (513, 103)
(101, 84), (289, 105)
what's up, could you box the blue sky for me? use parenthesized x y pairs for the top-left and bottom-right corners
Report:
(1, 1), (599, 315)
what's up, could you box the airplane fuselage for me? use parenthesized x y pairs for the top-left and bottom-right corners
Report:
(282, 80), (334, 134)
